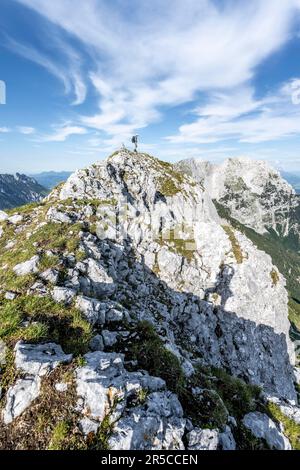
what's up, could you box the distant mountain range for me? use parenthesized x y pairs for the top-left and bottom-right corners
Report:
(29, 171), (72, 189)
(0, 173), (48, 210)
(281, 171), (300, 193)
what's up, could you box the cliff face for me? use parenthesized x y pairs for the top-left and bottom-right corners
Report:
(0, 150), (299, 450)
(176, 157), (300, 247)
(0, 173), (48, 210)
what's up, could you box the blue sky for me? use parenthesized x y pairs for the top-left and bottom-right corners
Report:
(1, 0), (300, 173)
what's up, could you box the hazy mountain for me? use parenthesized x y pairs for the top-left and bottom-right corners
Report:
(0, 173), (48, 210)
(29, 171), (72, 190)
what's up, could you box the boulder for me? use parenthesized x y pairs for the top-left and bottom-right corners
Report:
(2, 376), (41, 425)
(79, 258), (115, 298)
(52, 287), (76, 305)
(75, 296), (105, 325)
(8, 214), (23, 225)
(242, 412), (291, 450)
(13, 255), (40, 276)
(40, 268), (60, 285)
(14, 341), (73, 377)
(186, 428), (219, 450)
(47, 207), (72, 224)
(89, 335), (104, 352)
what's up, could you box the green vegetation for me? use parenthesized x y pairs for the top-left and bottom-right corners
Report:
(0, 296), (92, 355)
(48, 421), (70, 450)
(270, 268), (280, 286)
(125, 321), (261, 434)
(209, 367), (261, 419)
(268, 402), (300, 450)
(0, 348), (18, 400)
(222, 225), (243, 264)
(128, 321), (185, 395)
(157, 227), (196, 262)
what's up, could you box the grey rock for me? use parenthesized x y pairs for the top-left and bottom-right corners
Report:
(75, 296), (105, 325)
(79, 417), (99, 436)
(8, 214), (23, 225)
(0, 339), (7, 365)
(76, 351), (184, 450)
(13, 255), (40, 276)
(5, 291), (16, 300)
(55, 382), (68, 393)
(242, 412), (291, 450)
(2, 376), (41, 424)
(52, 287), (76, 305)
(79, 258), (115, 298)
(47, 207), (72, 224)
(219, 425), (236, 450)
(89, 335), (104, 352)
(0, 210), (8, 222)
(106, 308), (123, 323)
(40, 268), (60, 285)
(14, 341), (73, 377)
(278, 403), (300, 425)
(102, 330), (119, 348)
(187, 428), (219, 450)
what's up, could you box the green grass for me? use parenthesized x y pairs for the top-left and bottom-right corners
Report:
(128, 321), (185, 396)
(222, 225), (243, 264)
(270, 268), (280, 286)
(0, 296), (92, 355)
(267, 402), (300, 450)
(48, 421), (70, 450)
(157, 227), (196, 262)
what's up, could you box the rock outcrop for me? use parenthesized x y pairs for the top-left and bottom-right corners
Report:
(0, 149), (299, 450)
(176, 157), (300, 244)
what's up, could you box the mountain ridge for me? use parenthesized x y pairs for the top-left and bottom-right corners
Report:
(0, 173), (48, 211)
(0, 149), (299, 450)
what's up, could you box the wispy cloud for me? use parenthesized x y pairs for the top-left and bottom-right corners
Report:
(4, 33), (87, 106)
(38, 124), (87, 142)
(17, 126), (36, 135)
(15, 0), (300, 144)
(167, 79), (300, 144)
(0, 127), (11, 133)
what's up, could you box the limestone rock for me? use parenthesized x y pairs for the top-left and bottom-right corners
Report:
(242, 412), (291, 450)
(52, 287), (76, 305)
(2, 376), (41, 425)
(89, 334), (104, 352)
(14, 341), (73, 377)
(75, 296), (105, 325)
(187, 428), (219, 450)
(13, 255), (40, 276)
(47, 207), (72, 224)
(8, 214), (23, 225)
(40, 268), (60, 285)
(0, 210), (8, 222)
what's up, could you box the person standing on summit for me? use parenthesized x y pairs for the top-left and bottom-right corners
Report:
(131, 135), (139, 152)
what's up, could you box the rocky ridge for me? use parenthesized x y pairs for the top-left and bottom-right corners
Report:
(0, 149), (299, 450)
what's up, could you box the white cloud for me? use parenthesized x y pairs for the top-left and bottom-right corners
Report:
(0, 127), (11, 133)
(166, 80), (300, 144)
(15, 0), (300, 142)
(17, 126), (36, 135)
(5, 35), (87, 106)
(39, 124), (87, 142)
